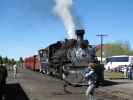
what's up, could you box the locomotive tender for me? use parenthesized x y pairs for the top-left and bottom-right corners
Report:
(38, 29), (101, 84)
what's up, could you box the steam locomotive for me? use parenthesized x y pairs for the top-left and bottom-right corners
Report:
(38, 29), (103, 85)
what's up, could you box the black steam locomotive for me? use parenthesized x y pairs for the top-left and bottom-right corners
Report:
(38, 30), (103, 84)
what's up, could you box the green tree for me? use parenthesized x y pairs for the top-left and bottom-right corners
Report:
(3, 56), (8, 64)
(96, 41), (133, 57)
(0, 56), (2, 64)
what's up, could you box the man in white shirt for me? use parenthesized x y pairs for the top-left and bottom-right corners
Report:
(13, 64), (17, 79)
(123, 65), (128, 79)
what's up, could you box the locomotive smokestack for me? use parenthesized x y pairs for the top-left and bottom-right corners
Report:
(76, 29), (85, 42)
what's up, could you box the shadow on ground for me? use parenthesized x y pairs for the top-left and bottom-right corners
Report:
(5, 83), (29, 100)
(103, 80), (118, 86)
(103, 80), (131, 87)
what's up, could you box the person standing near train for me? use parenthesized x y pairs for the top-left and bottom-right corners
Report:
(84, 63), (97, 100)
(13, 63), (17, 79)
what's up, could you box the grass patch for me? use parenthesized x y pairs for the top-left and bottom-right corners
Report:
(104, 71), (124, 79)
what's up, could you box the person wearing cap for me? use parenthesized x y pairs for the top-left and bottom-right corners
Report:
(84, 63), (97, 100)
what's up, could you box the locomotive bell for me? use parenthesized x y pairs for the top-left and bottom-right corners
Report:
(76, 29), (85, 42)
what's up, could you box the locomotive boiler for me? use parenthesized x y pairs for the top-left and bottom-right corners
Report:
(39, 29), (102, 84)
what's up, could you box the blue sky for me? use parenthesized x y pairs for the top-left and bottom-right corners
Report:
(0, 0), (133, 60)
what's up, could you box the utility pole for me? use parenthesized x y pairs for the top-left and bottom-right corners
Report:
(96, 34), (108, 63)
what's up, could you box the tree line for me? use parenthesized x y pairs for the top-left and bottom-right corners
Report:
(96, 41), (133, 57)
(0, 56), (23, 66)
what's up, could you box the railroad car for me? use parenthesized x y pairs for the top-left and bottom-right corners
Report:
(24, 55), (40, 71)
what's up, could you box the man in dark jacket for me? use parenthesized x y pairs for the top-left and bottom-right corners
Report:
(0, 64), (8, 100)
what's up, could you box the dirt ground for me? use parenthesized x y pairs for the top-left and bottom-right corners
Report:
(5, 67), (133, 100)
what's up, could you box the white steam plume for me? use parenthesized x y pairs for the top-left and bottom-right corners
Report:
(54, 0), (76, 39)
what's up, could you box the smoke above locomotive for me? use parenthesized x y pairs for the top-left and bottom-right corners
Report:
(54, 0), (83, 39)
